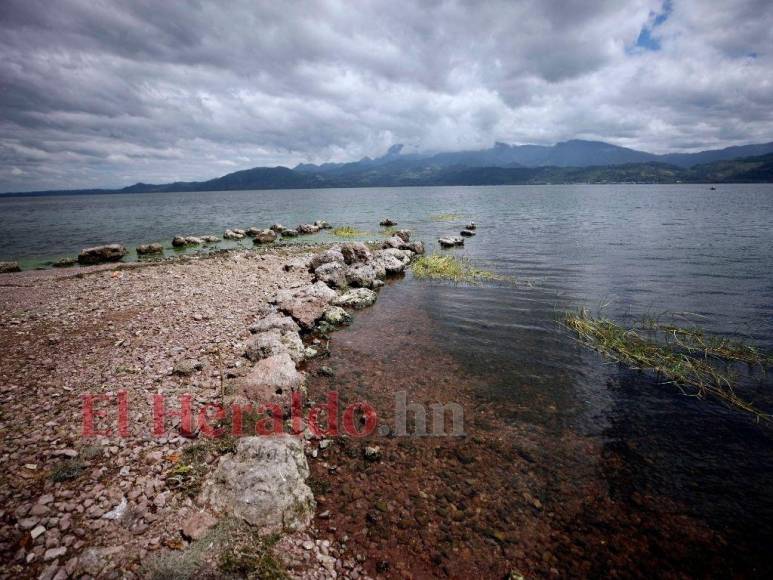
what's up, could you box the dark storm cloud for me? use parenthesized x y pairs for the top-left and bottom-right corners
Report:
(1, 0), (772, 191)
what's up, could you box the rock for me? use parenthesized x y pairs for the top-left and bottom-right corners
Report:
(245, 227), (261, 237)
(345, 263), (379, 288)
(181, 511), (218, 541)
(373, 249), (410, 274)
(270, 224), (286, 232)
(173, 359), (202, 376)
(172, 236), (189, 247)
(382, 235), (408, 250)
(233, 352), (306, 401)
(77, 244), (127, 265)
(438, 237), (463, 247)
(249, 312), (300, 334)
(136, 243), (163, 255)
(297, 223), (321, 234)
(364, 446), (381, 461)
(309, 248), (345, 270)
(223, 229), (245, 240)
(199, 436), (315, 534)
(232, 228), (246, 236)
(52, 257), (77, 268)
(44, 547), (67, 561)
(185, 236), (204, 245)
(340, 242), (372, 265)
(322, 306), (351, 326)
(395, 230), (411, 242)
(274, 282), (337, 329)
(281, 228), (299, 237)
(0, 261), (21, 273)
(78, 546), (122, 576)
(102, 497), (127, 521)
(460, 229), (476, 237)
(466, 222), (477, 230)
(252, 229), (278, 244)
(314, 220), (332, 229)
(202, 235), (220, 243)
(244, 328), (305, 363)
(406, 240), (425, 254)
(319, 366), (335, 377)
(31, 525), (46, 539)
(314, 261), (347, 288)
(333, 288), (377, 309)
(379, 218), (397, 226)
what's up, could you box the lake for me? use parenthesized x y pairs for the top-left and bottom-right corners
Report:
(2, 184), (773, 574)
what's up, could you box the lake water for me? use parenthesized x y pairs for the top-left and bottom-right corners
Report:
(2, 184), (773, 575)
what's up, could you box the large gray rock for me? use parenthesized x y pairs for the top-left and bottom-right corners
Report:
(382, 235), (408, 250)
(249, 312), (300, 334)
(297, 223), (320, 234)
(345, 263), (383, 288)
(0, 261), (21, 273)
(395, 229), (411, 242)
(270, 224), (286, 232)
(253, 229), (278, 244)
(199, 436), (314, 535)
(323, 306), (352, 326)
(373, 248), (410, 274)
(340, 242), (372, 265)
(77, 244), (127, 265)
(314, 261), (347, 288)
(245, 227), (261, 237)
(244, 328), (305, 363)
(460, 229), (475, 237)
(333, 288), (378, 309)
(202, 235), (220, 243)
(438, 236), (464, 247)
(309, 248), (345, 270)
(223, 229), (245, 240)
(136, 243), (163, 255)
(232, 352), (306, 401)
(406, 240), (425, 254)
(314, 220), (332, 229)
(281, 228), (299, 237)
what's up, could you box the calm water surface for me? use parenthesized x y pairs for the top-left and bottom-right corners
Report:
(2, 184), (773, 573)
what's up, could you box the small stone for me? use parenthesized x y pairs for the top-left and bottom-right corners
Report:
(181, 511), (218, 541)
(43, 546), (67, 561)
(364, 446), (381, 461)
(31, 525), (46, 539)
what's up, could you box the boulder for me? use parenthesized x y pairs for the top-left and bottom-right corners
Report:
(323, 306), (352, 326)
(406, 240), (425, 254)
(252, 229), (278, 244)
(314, 261), (347, 288)
(77, 244), (127, 265)
(244, 328), (305, 363)
(345, 263), (382, 288)
(199, 436), (315, 535)
(297, 223), (320, 234)
(281, 228), (299, 237)
(270, 224), (286, 232)
(52, 257), (77, 268)
(0, 261), (21, 273)
(395, 230), (411, 242)
(333, 288), (378, 309)
(340, 242), (372, 265)
(136, 243), (163, 255)
(314, 220), (332, 229)
(245, 227), (261, 237)
(223, 229), (245, 240)
(181, 511), (218, 541)
(249, 312), (300, 334)
(185, 236), (205, 245)
(373, 249), (410, 274)
(202, 235), (220, 243)
(309, 248), (345, 270)
(466, 222), (477, 230)
(274, 282), (337, 329)
(460, 229), (476, 237)
(382, 235), (407, 250)
(438, 237), (463, 248)
(232, 352), (306, 401)
(379, 218), (397, 226)
(172, 236), (189, 247)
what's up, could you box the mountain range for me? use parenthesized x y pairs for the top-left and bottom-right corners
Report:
(6, 139), (773, 196)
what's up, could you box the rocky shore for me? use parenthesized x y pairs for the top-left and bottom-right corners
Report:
(0, 233), (424, 579)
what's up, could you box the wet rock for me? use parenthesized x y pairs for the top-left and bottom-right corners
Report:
(185, 236), (205, 245)
(52, 257), (77, 268)
(223, 229), (245, 240)
(322, 306), (351, 326)
(406, 240), (425, 254)
(199, 436), (315, 534)
(379, 218), (397, 226)
(172, 236), (189, 247)
(77, 244), (127, 265)
(270, 224), (287, 233)
(438, 237), (464, 248)
(340, 242), (372, 265)
(245, 227), (261, 237)
(253, 229), (278, 244)
(345, 263), (380, 288)
(333, 288), (377, 309)
(202, 235), (220, 243)
(281, 228), (299, 237)
(297, 223), (321, 234)
(136, 243), (163, 255)
(244, 328), (305, 363)
(0, 261), (21, 273)
(314, 261), (347, 288)
(460, 229), (476, 237)
(314, 220), (332, 229)
(466, 222), (477, 230)
(310, 248), (345, 270)
(181, 511), (218, 541)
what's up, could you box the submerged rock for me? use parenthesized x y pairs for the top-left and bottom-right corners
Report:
(438, 237), (464, 248)
(199, 436), (315, 534)
(0, 261), (21, 273)
(77, 244), (127, 265)
(333, 288), (378, 309)
(323, 306), (352, 326)
(136, 243), (163, 255)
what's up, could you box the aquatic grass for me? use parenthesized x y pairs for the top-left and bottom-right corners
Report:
(332, 225), (367, 237)
(412, 254), (510, 284)
(563, 308), (771, 421)
(430, 212), (463, 222)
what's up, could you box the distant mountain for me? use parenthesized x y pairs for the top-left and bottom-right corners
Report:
(4, 141), (773, 197)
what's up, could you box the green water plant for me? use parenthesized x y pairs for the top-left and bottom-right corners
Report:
(563, 308), (771, 421)
(412, 254), (508, 284)
(333, 225), (367, 237)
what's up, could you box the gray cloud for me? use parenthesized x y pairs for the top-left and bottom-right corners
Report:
(1, 0), (772, 191)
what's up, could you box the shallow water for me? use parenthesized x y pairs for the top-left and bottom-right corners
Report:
(3, 184), (773, 574)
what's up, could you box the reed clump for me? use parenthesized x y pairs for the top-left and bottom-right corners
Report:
(412, 254), (507, 283)
(563, 308), (771, 421)
(332, 225), (367, 237)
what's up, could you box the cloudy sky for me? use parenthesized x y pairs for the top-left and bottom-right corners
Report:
(1, 0), (772, 192)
